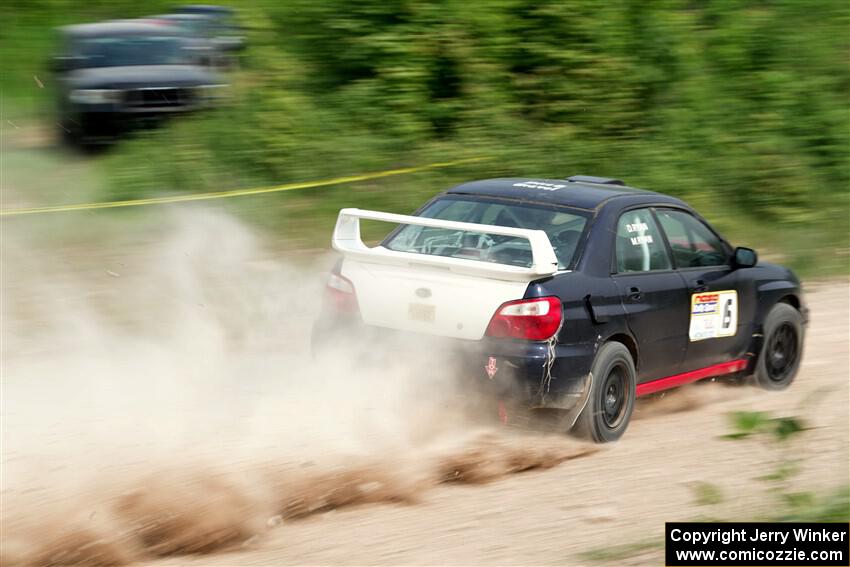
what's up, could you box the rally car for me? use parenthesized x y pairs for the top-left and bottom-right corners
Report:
(316, 175), (807, 442)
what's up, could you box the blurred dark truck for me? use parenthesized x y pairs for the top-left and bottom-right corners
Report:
(52, 20), (227, 145)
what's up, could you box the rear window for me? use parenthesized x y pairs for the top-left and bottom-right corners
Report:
(384, 197), (588, 269)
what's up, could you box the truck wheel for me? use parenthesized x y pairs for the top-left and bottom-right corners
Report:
(753, 303), (804, 390)
(573, 342), (636, 443)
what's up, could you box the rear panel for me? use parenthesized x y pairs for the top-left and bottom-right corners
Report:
(341, 260), (529, 340)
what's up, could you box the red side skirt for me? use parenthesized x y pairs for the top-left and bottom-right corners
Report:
(636, 359), (748, 397)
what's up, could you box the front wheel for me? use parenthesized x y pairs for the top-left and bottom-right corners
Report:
(753, 303), (804, 390)
(573, 342), (636, 443)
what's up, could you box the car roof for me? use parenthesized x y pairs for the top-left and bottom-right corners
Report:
(445, 177), (678, 211)
(62, 20), (189, 38)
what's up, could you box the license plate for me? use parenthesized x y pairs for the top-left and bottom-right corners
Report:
(408, 302), (436, 323)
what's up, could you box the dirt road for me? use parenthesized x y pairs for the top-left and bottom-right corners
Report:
(1, 216), (847, 566)
(143, 285), (848, 567)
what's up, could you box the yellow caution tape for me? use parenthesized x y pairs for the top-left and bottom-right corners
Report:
(0, 156), (488, 217)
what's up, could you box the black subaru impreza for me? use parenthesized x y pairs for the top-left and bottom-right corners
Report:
(317, 175), (807, 442)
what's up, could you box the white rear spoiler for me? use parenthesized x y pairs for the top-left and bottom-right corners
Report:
(332, 208), (559, 282)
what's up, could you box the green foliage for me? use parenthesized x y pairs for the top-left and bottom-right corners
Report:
(721, 410), (847, 524)
(723, 411), (807, 442)
(580, 411), (844, 562)
(774, 486), (850, 522)
(756, 459), (801, 483)
(2, 1), (848, 270)
(578, 486), (849, 562)
(578, 539), (664, 563)
(690, 481), (724, 506)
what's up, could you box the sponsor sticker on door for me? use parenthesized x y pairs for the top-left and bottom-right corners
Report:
(689, 290), (737, 341)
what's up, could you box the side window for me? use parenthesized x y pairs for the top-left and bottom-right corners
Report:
(615, 209), (671, 272)
(655, 209), (728, 268)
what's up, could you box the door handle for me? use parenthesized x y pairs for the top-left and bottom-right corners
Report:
(691, 279), (708, 293)
(627, 286), (643, 302)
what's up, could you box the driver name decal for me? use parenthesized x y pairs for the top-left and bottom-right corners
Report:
(512, 181), (566, 191)
(689, 290), (738, 341)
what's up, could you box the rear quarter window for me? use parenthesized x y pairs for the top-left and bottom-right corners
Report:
(615, 208), (671, 272)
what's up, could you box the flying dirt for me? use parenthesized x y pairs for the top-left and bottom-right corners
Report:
(1, 210), (847, 566)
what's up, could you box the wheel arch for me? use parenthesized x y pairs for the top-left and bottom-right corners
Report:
(751, 275), (803, 332)
(778, 293), (801, 311)
(745, 290), (805, 376)
(604, 332), (639, 370)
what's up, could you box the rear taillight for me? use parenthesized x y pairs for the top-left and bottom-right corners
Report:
(485, 296), (562, 341)
(325, 271), (359, 314)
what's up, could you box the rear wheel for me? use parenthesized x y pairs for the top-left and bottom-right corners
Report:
(573, 342), (636, 443)
(753, 303), (804, 390)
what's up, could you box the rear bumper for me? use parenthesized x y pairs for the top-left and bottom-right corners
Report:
(312, 319), (595, 410)
(461, 338), (595, 410)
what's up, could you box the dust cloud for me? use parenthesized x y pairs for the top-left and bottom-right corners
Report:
(633, 381), (745, 420)
(1, 210), (595, 566)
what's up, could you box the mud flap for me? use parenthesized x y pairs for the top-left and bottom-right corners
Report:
(555, 372), (593, 431)
(501, 373), (593, 432)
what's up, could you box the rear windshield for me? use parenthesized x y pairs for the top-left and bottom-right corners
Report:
(384, 197), (589, 269)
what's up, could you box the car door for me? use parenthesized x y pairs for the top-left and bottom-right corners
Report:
(612, 208), (689, 382)
(654, 208), (750, 372)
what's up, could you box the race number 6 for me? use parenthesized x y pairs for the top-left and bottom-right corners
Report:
(722, 298), (733, 330)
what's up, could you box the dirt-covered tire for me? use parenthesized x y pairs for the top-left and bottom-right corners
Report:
(573, 342), (636, 443)
(753, 303), (804, 390)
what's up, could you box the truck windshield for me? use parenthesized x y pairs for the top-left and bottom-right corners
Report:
(77, 36), (189, 67)
(384, 197), (589, 269)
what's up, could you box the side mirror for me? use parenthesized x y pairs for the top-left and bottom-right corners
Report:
(733, 246), (758, 268)
(51, 56), (78, 73)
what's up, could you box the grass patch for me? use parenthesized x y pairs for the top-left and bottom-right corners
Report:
(578, 540), (664, 563)
(690, 481), (724, 506)
(578, 486), (849, 563)
(772, 485), (850, 523)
